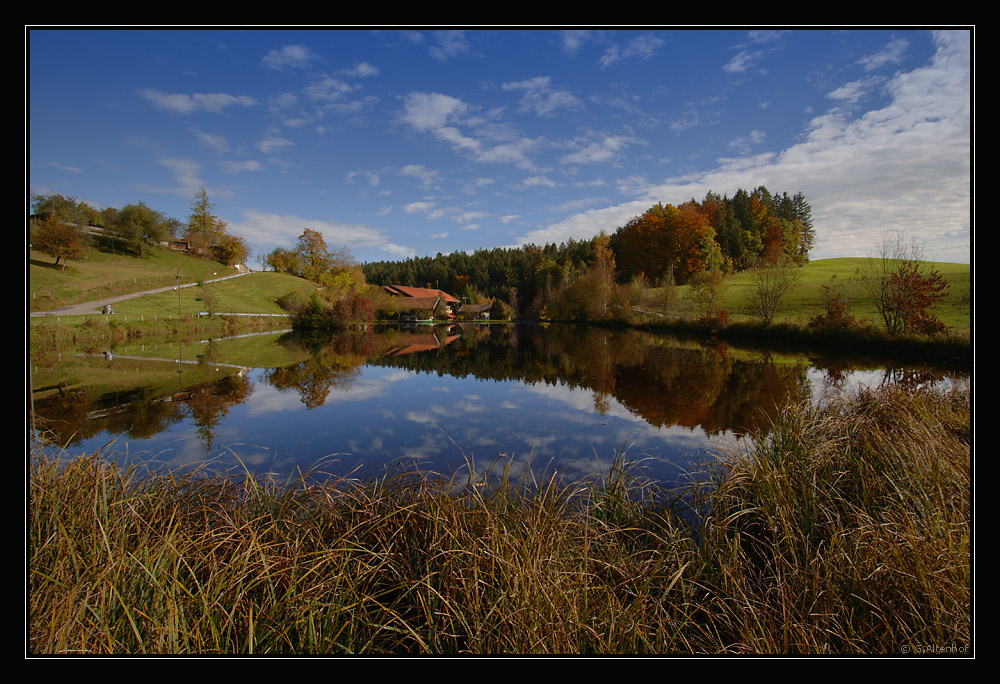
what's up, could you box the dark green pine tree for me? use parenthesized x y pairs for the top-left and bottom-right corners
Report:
(792, 191), (815, 260)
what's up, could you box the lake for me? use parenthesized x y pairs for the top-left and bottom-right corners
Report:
(29, 323), (969, 493)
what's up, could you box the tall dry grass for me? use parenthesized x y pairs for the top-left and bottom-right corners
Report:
(695, 383), (971, 654)
(28, 384), (970, 655)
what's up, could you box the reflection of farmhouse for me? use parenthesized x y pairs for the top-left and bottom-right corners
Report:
(383, 329), (461, 356)
(383, 285), (460, 321)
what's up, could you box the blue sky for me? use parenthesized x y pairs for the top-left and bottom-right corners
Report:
(28, 28), (972, 265)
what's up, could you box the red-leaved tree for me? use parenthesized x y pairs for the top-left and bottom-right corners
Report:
(888, 260), (949, 335)
(860, 231), (950, 336)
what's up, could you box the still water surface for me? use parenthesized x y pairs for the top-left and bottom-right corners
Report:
(30, 324), (968, 490)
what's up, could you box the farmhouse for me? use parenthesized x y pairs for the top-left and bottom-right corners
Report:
(459, 302), (492, 320)
(383, 285), (460, 321)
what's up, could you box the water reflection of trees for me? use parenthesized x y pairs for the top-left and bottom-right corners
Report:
(263, 330), (376, 409)
(373, 325), (813, 437)
(185, 373), (253, 450)
(32, 325), (966, 453)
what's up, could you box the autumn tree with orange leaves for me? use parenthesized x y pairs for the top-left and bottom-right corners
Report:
(612, 187), (811, 286)
(612, 202), (721, 285)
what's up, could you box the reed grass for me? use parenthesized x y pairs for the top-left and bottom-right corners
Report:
(28, 384), (971, 655)
(695, 383), (971, 654)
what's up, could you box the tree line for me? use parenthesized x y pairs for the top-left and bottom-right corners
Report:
(29, 189), (250, 269)
(363, 186), (815, 318)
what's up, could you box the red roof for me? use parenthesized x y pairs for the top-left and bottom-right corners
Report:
(383, 285), (460, 303)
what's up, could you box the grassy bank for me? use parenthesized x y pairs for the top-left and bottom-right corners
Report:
(28, 383), (970, 655)
(29, 310), (291, 353)
(627, 316), (971, 367)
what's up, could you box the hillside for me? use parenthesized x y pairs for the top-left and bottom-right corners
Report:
(27, 242), (971, 335)
(29, 243), (234, 313)
(708, 257), (972, 331)
(28, 243), (320, 316)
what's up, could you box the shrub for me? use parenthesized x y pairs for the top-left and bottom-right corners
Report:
(276, 289), (310, 314)
(291, 292), (376, 330)
(808, 284), (856, 333)
(332, 292), (376, 329)
(700, 309), (729, 331)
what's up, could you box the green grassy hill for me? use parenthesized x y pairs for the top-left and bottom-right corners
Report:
(687, 257), (972, 332)
(29, 243), (317, 316)
(29, 244), (231, 312)
(113, 271), (319, 318)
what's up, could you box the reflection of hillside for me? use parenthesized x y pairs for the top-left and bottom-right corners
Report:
(32, 366), (253, 449)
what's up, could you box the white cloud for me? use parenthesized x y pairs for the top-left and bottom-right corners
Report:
(221, 160), (263, 172)
(559, 29), (593, 56)
(502, 76), (580, 117)
(598, 33), (664, 69)
(560, 134), (638, 165)
(400, 164), (441, 188)
(193, 130), (229, 154)
(452, 211), (487, 224)
(520, 175), (557, 189)
(428, 30), (470, 61)
(48, 161), (82, 173)
(269, 92), (299, 112)
(400, 91), (542, 169)
(261, 44), (322, 71)
(343, 62), (379, 78)
(722, 30), (788, 75)
(229, 209), (415, 259)
(826, 75), (884, 104)
(140, 89), (258, 114)
(400, 92), (470, 132)
(475, 139), (538, 168)
(858, 37), (910, 72)
(304, 74), (357, 102)
(346, 170), (381, 187)
(727, 130), (767, 154)
(257, 135), (294, 155)
(156, 158), (204, 196)
(404, 201), (435, 214)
